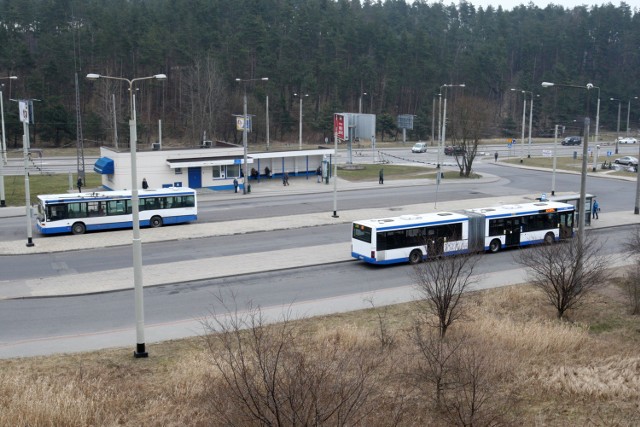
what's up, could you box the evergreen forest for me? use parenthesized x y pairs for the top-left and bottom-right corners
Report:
(0, 0), (639, 149)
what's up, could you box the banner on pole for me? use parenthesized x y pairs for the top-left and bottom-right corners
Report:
(19, 101), (30, 123)
(333, 113), (345, 140)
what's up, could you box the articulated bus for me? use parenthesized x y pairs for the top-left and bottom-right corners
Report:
(351, 201), (575, 265)
(36, 187), (197, 235)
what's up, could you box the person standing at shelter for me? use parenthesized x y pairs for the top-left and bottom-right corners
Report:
(233, 178), (238, 193)
(142, 178), (148, 189)
(379, 168), (384, 184)
(316, 166), (322, 183)
(592, 200), (599, 219)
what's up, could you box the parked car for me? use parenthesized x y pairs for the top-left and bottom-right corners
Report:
(444, 145), (466, 156)
(411, 142), (427, 153)
(618, 137), (638, 144)
(614, 156), (639, 166)
(561, 136), (582, 146)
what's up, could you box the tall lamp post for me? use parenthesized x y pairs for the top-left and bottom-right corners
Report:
(12, 98), (39, 247)
(437, 83), (465, 169)
(510, 88), (533, 161)
(86, 72), (167, 358)
(611, 98), (622, 154)
(294, 92), (308, 150)
(236, 78), (269, 192)
(0, 75), (18, 207)
(541, 81), (598, 248)
(626, 96), (637, 136)
(359, 92), (368, 114)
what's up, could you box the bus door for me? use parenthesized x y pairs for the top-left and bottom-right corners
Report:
(558, 211), (574, 239)
(426, 227), (444, 257)
(504, 217), (521, 247)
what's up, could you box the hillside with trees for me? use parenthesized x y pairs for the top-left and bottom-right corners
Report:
(0, 0), (638, 149)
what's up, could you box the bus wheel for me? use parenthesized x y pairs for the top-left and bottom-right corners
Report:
(489, 239), (501, 253)
(409, 249), (423, 265)
(544, 232), (555, 244)
(72, 222), (86, 235)
(150, 216), (163, 228)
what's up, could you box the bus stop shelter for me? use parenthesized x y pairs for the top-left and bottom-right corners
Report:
(547, 193), (595, 227)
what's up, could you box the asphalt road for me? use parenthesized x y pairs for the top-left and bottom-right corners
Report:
(0, 226), (629, 358)
(0, 153), (638, 357)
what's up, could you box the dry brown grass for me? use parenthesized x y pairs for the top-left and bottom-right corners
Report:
(1, 281), (639, 426)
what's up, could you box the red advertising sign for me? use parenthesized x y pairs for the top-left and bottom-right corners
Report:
(333, 113), (345, 140)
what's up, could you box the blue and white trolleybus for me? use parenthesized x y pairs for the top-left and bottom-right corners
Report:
(36, 187), (197, 235)
(352, 201), (575, 265)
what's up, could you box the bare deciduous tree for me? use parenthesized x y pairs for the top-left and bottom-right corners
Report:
(179, 55), (228, 144)
(514, 233), (609, 319)
(412, 241), (480, 338)
(623, 265), (640, 315)
(409, 323), (463, 405)
(623, 226), (640, 314)
(201, 299), (390, 426)
(623, 224), (640, 256)
(441, 338), (510, 427)
(450, 96), (494, 177)
(408, 325), (512, 424)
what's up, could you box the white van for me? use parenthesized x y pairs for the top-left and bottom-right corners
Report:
(412, 142), (427, 153)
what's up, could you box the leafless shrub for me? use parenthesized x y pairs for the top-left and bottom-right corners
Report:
(408, 321), (464, 405)
(407, 319), (512, 426)
(201, 299), (390, 426)
(623, 225), (640, 256)
(623, 226), (640, 315)
(440, 338), (510, 427)
(622, 265), (640, 315)
(412, 241), (480, 338)
(365, 297), (397, 351)
(514, 233), (609, 319)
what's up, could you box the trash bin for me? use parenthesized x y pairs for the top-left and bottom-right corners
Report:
(247, 184), (251, 193)
(573, 151), (577, 159)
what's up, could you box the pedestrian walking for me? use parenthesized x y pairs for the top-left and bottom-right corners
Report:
(233, 178), (239, 193)
(142, 177), (148, 189)
(316, 166), (322, 183)
(77, 177), (83, 193)
(379, 168), (384, 184)
(494, 151), (499, 162)
(592, 200), (599, 219)
(283, 172), (290, 186)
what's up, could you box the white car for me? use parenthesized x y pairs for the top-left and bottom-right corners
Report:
(614, 156), (638, 166)
(411, 142), (427, 153)
(618, 137), (637, 144)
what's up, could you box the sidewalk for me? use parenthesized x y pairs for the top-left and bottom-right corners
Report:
(0, 170), (636, 300)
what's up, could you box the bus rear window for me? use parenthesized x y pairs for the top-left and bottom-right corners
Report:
(352, 223), (372, 243)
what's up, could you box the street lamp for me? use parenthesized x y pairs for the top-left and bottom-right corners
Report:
(510, 88), (537, 160)
(86, 72), (167, 358)
(294, 92), (308, 150)
(236, 78), (269, 193)
(541, 81), (598, 249)
(437, 83), (465, 169)
(626, 96), (637, 136)
(0, 75), (18, 207)
(611, 98), (622, 154)
(11, 97), (39, 247)
(552, 124), (559, 195)
(359, 92), (368, 114)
